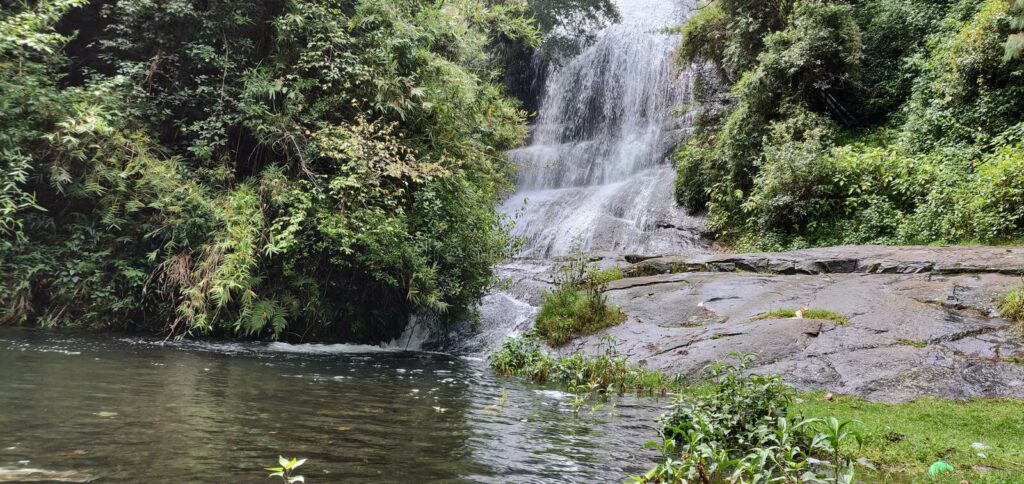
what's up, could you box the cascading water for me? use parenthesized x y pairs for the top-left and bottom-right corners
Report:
(448, 0), (707, 354)
(502, 0), (706, 258)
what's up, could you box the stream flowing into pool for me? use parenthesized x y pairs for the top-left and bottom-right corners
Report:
(0, 327), (666, 483)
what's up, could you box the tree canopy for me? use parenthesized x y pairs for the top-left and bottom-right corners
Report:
(0, 0), (538, 341)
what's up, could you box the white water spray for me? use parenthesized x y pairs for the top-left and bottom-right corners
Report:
(502, 0), (706, 258)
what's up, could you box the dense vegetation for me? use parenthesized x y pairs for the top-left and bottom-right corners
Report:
(0, 0), (541, 341)
(491, 346), (1024, 481)
(675, 0), (1024, 250)
(638, 355), (861, 483)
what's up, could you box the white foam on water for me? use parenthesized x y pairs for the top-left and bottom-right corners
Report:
(383, 314), (434, 351)
(264, 342), (388, 354)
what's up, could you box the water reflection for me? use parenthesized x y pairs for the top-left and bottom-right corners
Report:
(0, 328), (664, 482)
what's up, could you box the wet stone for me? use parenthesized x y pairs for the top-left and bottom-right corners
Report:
(563, 246), (1024, 402)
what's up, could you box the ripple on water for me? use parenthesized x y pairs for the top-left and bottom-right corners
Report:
(0, 325), (668, 483)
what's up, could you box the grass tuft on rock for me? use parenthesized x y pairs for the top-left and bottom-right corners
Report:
(534, 250), (626, 347)
(896, 338), (927, 348)
(535, 286), (625, 346)
(999, 287), (1024, 331)
(750, 308), (849, 326)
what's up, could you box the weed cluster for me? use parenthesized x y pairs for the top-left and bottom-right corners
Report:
(633, 354), (860, 483)
(534, 252), (626, 346)
(750, 308), (849, 326)
(490, 335), (681, 396)
(999, 287), (1024, 331)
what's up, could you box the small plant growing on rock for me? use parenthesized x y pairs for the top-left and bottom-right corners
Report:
(751, 308), (849, 326)
(998, 287), (1024, 331)
(534, 249), (626, 346)
(896, 338), (927, 348)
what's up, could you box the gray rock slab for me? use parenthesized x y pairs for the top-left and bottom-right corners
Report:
(626, 245), (1024, 277)
(566, 266), (1024, 402)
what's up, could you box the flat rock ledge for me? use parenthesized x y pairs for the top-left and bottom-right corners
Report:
(625, 245), (1024, 277)
(559, 245), (1024, 403)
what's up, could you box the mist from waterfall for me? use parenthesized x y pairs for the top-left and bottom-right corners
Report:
(502, 0), (706, 258)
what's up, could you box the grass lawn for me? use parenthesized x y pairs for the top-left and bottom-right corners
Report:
(793, 393), (1024, 482)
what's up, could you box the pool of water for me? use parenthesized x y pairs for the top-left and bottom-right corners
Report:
(0, 327), (667, 483)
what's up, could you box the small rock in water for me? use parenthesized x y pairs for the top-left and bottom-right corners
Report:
(94, 411), (117, 418)
(336, 425), (352, 431)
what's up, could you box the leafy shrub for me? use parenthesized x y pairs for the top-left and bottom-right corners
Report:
(1008, 0), (1024, 60)
(534, 252), (625, 347)
(900, 142), (1024, 244)
(742, 108), (839, 235)
(634, 355), (860, 483)
(0, 0), (539, 341)
(490, 335), (550, 378)
(674, 0), (1024, 250)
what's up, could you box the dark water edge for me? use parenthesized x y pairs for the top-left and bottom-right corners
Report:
(0, 326), (667, 483)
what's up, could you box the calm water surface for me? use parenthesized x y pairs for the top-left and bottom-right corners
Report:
(0, 327), (666, 483)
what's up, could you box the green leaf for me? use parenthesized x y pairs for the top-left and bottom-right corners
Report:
(928, 460), (955, 476)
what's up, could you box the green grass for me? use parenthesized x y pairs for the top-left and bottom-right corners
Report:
(896, 338), (928, 348)
(999, 287), (1024, 330)
(593, 266), (624, 284)
(793, 394), (1024, 482)
(534, 285), (626, 347)
(750, 308), (849, 326)
(490, 336), (681, 395)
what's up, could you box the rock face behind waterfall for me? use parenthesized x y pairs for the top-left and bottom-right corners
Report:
(502, 0), (706, 258)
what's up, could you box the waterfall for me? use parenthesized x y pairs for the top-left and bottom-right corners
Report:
(502, 0), (706, 258)
(445, 0), (708, 355)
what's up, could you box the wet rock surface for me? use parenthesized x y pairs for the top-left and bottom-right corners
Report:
(626, 245), (1024, 277)
(554, 246), (1024, 402)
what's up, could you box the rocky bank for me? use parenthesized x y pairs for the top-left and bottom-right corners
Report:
(507, 245), (1024, 402)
